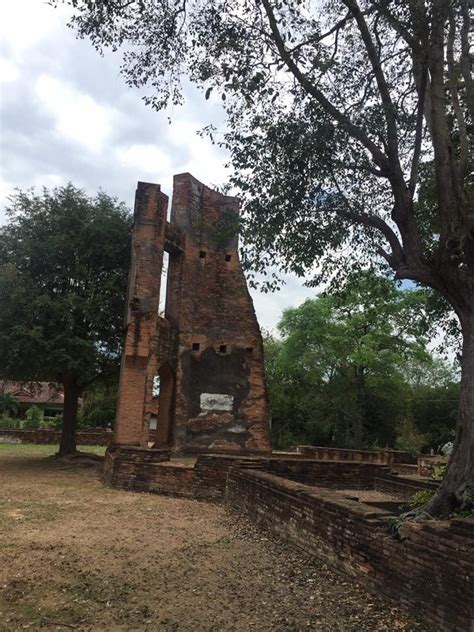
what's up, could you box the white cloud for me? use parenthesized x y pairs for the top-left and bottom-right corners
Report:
(0, 0), (70, 58)
(252, 274), (315, 334)
(167, 120), (229, 188)
(32, 173), (66, 190)
(35, 74), (119, 153)
(0, 58), (19, 83)
(116, 144), (172, 177)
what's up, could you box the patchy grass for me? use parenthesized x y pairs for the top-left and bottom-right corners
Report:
(0, 444), (428, 631)
(0, 443), (106, 458)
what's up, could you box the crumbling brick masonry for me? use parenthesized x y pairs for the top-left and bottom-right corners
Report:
(112, 173), (271, 455)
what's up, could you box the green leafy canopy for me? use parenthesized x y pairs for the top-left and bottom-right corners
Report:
(265, 270), (458, 450)
(0, 184), (132, 388)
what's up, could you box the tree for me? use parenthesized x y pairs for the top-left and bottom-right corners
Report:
(0, 391), (19, 419)
(79, 380), (118, 429)
(58, 0), (473, 515)
(265, 271), (453, 450)
(0, 184), (131, 455)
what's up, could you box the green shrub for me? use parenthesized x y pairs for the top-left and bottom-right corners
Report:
(40, 415), (63, 430)
(0, 417), (21, 429)
(23, 405), (43, 429)
(430, 463), (447, 481)
(79, 391), (116, 429)
(395, 415), (426, 455)
(401, 490), (435, 513)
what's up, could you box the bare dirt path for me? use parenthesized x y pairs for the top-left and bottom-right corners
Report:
(0, 445), (428, 632)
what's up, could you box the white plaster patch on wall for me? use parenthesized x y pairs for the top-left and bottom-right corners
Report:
(200, 393), (234, 412)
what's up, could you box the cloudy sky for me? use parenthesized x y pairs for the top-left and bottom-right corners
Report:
(0, 0), (317, 332)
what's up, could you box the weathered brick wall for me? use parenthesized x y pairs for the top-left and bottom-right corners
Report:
(103, 451), (434, 501)
(296, 446), (417, 466)
(114, 182), (168, 447)
(111, 175), (271, 454)
(101, 449), (470, 629)
(225, 469), (474, 632)
(0, 428), (113, 446)
(103, 451), (259, 500)
(266, 457), (389, 489)
(296, 445), (392, 464)
(374, 473), (438, 497)
(168, 174), (271, 454)
(103, 445), (172, 489)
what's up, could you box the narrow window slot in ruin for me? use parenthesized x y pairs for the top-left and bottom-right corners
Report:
(199, 250), (206, 259)
(159, 251), (169, 317)
(192, 342), (200, 351)
(246, 347), (254, 354)
(225, 254), (232, 262)
(219, 344), (227, 354)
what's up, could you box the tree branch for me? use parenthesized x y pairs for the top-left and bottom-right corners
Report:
(409, 61), (428, 194)
(260, 0), (390, 170)
(459, 0), (474, 117)
(342, 0), (401, 173)
(428, 0), (461, 240)
(330, 174), (404, 264)
(288, 10), (353, 55)
(447, 10), (469, 180)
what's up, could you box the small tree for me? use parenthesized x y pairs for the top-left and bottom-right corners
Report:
(0, 184), (131, 455)
(0, 391), (18, 419)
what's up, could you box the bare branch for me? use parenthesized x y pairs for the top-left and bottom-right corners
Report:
(342, 0), (401, 173)
(260, 0), (390, 170)
(330, 174), (404, 264)
(288, 10), (352, 55)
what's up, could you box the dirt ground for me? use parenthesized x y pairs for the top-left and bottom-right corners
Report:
(0, 444), (429, 632)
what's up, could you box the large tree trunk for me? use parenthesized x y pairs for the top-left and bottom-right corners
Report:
(58, 375), (80, 456)
(424, 315), (474, 517)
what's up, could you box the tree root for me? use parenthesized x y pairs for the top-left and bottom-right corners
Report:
(50, 450), (104, 467)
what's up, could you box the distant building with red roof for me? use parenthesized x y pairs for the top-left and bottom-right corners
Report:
(0, 381), (65, 417)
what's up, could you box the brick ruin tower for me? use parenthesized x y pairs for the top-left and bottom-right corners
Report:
(105, 173), (271, 479)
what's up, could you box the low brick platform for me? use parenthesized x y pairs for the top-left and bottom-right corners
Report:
(103, 449), (266, 500)
(103, 445), (172, 488)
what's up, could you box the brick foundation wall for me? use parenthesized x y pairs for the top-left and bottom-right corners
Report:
(266, 458), (389, 489)
(0, 428), (113, 446)
(296, 446), (417, 466)
(225, 468), (474, 632)
(103, 449), (244, 500)
(296, 445), (392, 464)
(374, 473), (438, 497)
(103, 449), (436, 501)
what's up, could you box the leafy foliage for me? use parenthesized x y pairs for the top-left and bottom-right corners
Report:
(265, 271), (458, 450)
(57, 0), (473, 291)
(0, 391), (19, 418)
(403, 490), (436, 512)
(24, 405), (43, 429)
(0, 184), (131, 388)
(0, 184), (131, 453)
(79, 382), (117, 428)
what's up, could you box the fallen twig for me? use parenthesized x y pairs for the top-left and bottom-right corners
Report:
(41, 620), (80, 629)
